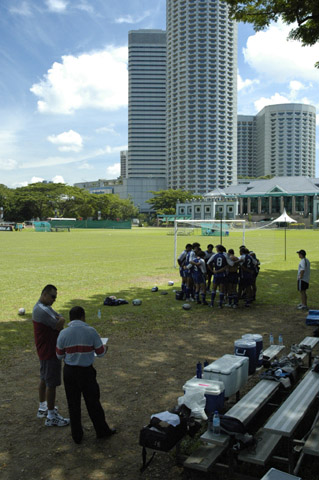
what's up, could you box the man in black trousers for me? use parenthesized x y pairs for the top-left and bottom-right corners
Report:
(56, 306), (116, 443)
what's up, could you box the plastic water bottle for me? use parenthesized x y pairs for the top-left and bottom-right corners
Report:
(212, 411), (220, 435)
(97, 309), (101, 320)
(269, 333), (274, 345)
(278, 334), (283, 346)
(196, 361), (202, 379)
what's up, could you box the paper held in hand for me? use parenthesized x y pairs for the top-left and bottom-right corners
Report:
(94, 338), (109, 356)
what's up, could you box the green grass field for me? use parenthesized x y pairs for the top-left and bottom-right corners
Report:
(1, 227), (318, 359)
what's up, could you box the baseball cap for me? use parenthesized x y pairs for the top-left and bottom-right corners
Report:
(297, 249), (306, 256)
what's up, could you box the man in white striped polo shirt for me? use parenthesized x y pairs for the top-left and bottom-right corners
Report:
(56, 306), (116, 444)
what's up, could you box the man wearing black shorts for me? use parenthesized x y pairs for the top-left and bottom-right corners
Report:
(297, 249), (310, 310)
(33, 284), (69, 427)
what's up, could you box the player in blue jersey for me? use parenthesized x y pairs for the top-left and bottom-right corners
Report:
(205, 244), (214, 292)
(183, 243), (200, 301)
(225, 248), (239, 308)
(238, 247), (256, 307)
(190, 250), (208, 305)
(249, 251), (260, 301)
(207, 244), (232, 308)
(177, 244), (192, 298)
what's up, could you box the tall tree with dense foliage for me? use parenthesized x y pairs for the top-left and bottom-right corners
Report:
(147, 189), (203, 215)
(1, 183), (138, 222)
(225, 1), (319, 53)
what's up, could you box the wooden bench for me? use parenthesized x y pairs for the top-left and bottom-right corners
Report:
(238, 429), (281, 466)
(263, 345), (285, 363)
(260, 467), (302, 479)
(183, 444), (228, 472)
(263, 370), (319, 472)
(184, 380), (280, 473)
(303, 418), (319, 457)
(263, 370), (319, 437)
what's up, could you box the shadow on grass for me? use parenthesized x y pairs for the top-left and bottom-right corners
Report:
(1, 277), (319, 479)
(1, 260), (318, 361)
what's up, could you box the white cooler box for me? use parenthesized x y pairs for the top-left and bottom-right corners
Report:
(183, 377), (225, 414)
(203, 354), (249, 397)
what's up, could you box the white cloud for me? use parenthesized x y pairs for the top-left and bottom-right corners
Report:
(97, 145), (128, 155)
(96, 124), (119, 136)
(30, 47), (128, 114)
(76, 2), (94, 14)
(78, 162), (93, 170)
(243, 21), (319, 82)
(115, 11), (151, 24)
(0, 158), (18, 171)
(52, 175), (65, 183)
(30, 176), (44, 183)
(254, 93), (290, 112)
(47, 129), (83, 152)
(9, 2), (32, 16)
(106, 162), (120, 178)
(46, 0), (68, 13)
(237, 73), (259, 92)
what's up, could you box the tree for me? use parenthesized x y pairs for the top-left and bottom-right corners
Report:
(147, 189), (203, 215)
(224, 1), (319, 53)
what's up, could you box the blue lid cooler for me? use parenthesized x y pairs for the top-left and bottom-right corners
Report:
(242, 333), (263, 368)
(234, 338), (256, 375)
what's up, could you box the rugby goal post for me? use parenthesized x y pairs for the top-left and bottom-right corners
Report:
(173, 219), (246, 268)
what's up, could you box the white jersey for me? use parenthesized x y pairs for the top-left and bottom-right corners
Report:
(298, 257), (310, 283)
(178, 250), (187, 265)
(198, 258), (207, 274)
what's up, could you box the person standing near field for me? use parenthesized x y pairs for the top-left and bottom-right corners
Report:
(56, 306), (116, 444)
(297, 249), (310, 310)
(32, 284), (70, 427)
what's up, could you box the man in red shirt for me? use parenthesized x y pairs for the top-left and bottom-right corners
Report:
(33, 284), (69, 427)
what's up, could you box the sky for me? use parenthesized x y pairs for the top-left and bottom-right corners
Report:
(1, 0), (319, 188)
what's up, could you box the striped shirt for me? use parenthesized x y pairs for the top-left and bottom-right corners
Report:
(56, 320), (105, 367)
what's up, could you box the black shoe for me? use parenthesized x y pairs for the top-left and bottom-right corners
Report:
(97, 428), (117, 439)
(202, 301), (208, 305)
(196, 301), (201, 304)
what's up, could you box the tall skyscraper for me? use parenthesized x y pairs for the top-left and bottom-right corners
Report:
(255, 104), (316, 177)
(128, 30), (167, 178)
(120, 150), (128, 179)
(237, 115), (256, 177)
(166, 0), (238, 195)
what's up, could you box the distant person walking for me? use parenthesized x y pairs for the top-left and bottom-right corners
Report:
(297, 249), (310, 310)
(32, 284), (70, 426)
(56, 306), (116, 444)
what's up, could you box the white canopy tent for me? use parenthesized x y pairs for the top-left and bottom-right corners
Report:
(270, 209), (297, 260)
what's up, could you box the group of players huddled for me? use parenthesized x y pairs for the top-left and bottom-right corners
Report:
(177, 242), (260, 308)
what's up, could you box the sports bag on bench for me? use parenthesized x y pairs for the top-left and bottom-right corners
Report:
(219, 415), (257, 452)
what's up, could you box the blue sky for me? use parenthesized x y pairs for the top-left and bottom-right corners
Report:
(1, 0), (319, 188)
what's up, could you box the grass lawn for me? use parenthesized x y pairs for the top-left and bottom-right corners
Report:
(1, 226), (319, 359)
(1, 226), (319, 480)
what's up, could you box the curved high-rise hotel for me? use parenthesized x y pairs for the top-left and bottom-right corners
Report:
(166, 0), (238, 195)
(255, 103), (316, 177)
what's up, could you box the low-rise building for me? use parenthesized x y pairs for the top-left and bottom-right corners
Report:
(176, 177), (319, 225)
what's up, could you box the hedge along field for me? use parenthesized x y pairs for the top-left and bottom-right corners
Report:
(1, 227), (319, 360)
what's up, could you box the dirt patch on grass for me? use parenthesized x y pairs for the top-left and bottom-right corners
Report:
(0, 304), (316, 480)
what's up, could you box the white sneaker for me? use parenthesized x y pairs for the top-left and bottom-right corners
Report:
(45, 412), (70, 427)
(297, 305), (308, 311)
(37, 406), (58, 418)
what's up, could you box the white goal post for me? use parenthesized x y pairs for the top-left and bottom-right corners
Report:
(173, 219), (246, 268)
